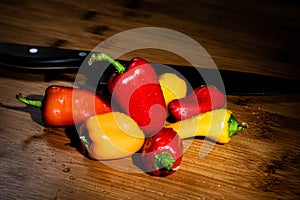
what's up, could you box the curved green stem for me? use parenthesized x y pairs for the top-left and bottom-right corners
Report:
(153, 152), (176, 170)
(88, 53), (126, 74)
(16, 93), (42, 108)
(228, 114), (248, 138)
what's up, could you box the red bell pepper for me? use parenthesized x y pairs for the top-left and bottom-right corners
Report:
(88, 53), (166, 135)
(141, 128), (183, 176)
(168, 85), (226, 121)
(16, 85), (112, 126)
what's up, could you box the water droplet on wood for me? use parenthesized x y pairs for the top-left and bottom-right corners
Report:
(63, 168), (71, 172)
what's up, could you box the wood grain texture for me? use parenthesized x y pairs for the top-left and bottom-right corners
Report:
(0, 0), (299, 199)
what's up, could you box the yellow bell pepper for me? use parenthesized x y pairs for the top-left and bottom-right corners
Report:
(159, 73), (187, 108)
(165, 109), (247, 144)
(79, 112), (145, 160)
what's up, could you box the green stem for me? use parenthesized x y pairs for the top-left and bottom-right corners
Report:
(228, 114), (248, 138)
(80, 135), (90, 152)
(153, 152), (176, 170)
(88, 53), (126, 74)
(16, 93), (42, 108)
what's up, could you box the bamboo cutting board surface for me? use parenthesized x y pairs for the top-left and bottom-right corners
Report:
(0, 0), (299, 199)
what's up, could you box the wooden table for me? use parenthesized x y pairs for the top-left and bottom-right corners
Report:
(1, 0), (299, 199)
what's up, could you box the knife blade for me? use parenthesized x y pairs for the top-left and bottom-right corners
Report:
(0, 43), (299, 95)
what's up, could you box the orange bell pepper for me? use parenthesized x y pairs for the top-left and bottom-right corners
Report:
(79, 112), (145, 160)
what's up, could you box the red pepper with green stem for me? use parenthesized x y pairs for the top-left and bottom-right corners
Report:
(168, 85), (226, 121)
(141, 128), (183, 176)
(89, 53), (166, 135)
(16, 85), (112, 126)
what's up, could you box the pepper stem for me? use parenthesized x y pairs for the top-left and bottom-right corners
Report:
(16, 93), (42, 108)
(79, 136), (90, 152)
(228, 114), (248, 138)
(88, 53), (126, 74)
(153, 152), (176, 170)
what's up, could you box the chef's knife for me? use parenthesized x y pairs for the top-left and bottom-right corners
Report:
(0, 43), (299, 95)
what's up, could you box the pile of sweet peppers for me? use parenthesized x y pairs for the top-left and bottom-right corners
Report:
(17, 53), (247, 176)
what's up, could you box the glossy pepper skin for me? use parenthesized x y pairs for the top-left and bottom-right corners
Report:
(16, 85), (112, 126)
(141, 128), (183, 176)
(158, 73), (187, 108)
(79, 112), (145, 160)
(165, 109), (247, 144)
(168, 85), (226, 121)
(89, 53), (166, 135)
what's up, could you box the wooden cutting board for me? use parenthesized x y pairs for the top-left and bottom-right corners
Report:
(0, 0), (299, 199)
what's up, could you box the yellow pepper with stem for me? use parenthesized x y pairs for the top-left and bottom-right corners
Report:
(79, 112), (145, 160)
(165, 109), (247, 144)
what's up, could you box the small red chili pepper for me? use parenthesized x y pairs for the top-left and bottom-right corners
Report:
(168, 85), (226, 121)
(16, 85), (112, 126)
(88, 53), (166, 135)
(141, 128), (183, 176)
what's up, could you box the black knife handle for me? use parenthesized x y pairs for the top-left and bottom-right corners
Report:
(0, 43), (87, 70)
